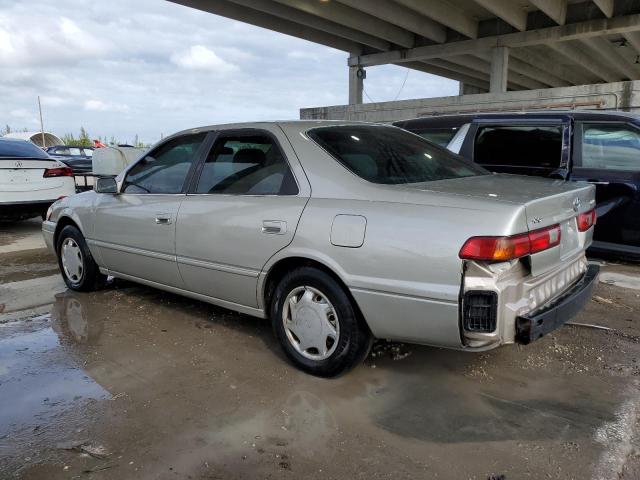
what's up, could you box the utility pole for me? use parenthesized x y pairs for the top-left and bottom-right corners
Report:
(37, 96), (45, 147)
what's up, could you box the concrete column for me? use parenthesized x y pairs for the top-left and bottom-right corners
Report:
(490, 46), (509, 93)
(349, 65), (364, 105)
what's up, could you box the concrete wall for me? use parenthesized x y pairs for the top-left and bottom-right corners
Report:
(300, 81), (640, 122)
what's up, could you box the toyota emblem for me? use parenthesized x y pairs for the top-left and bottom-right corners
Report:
(572, 197), (582, 212)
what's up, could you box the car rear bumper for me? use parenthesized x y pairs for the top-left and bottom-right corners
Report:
(515, 264), (600, 344)
(0, 200), (55, 220)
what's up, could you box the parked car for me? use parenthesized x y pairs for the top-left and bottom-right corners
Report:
(0, 137), (76, 221)
(46, 145), (94, 174)
(43, 122), (598, 376)
(394, 111), (640, 258)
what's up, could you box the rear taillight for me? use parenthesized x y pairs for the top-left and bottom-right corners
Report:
(577, 208), (597, 232)
(459, 224), (561, 261)
(43, 167), (73, 178)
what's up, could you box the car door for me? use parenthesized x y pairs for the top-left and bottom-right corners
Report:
(175, 127), (310, 309)
(461, 117), (572, 179)
(570, 121), (640, 251)
(92, 132), (210, 287)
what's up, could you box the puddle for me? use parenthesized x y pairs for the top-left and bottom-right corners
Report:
(0, 314), (108, 459)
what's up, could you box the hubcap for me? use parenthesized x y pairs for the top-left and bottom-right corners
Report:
(61, 238), (84, 283)
(282, 286), (339, 361)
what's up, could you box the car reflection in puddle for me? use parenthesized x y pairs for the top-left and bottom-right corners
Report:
(0, 292), (108, 456)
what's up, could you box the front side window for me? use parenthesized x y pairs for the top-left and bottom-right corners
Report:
(475, 125), (563, 170)
(123, 133), (206, 194)
(579, 123), (640, 171)
(194, 134), (298, 195)
(307, 125), (486, 185)
(69, 147), (82, 156)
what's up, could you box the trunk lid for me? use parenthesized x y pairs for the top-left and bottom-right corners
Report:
(0, 158), (64, 192)
(405, 173), (596, 275)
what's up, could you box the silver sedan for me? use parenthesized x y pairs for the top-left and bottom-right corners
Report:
(43, 121), (599, 376)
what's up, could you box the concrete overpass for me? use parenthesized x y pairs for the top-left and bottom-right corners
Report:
(171, 0), (640, 105)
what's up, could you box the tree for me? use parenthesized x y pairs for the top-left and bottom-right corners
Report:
(3, 124), (11, 135)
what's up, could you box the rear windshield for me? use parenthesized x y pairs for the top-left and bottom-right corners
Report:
(0, 140), (50, 159)
(307, 125), (487, 184)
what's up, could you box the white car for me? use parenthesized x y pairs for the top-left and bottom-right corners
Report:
(0, 138), (76, 221)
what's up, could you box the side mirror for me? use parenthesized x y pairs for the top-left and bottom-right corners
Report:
(95, 176), (118, 194)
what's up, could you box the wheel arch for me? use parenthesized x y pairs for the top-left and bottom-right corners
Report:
(261, 255), (371, 334)
(53, 215), (82, 249)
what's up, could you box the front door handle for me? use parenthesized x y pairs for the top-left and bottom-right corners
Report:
(155, 214), (173, 225)
(262, 220), (286, 235)
(587, 179), (610, 186)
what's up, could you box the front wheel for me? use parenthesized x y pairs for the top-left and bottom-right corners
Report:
(271, 267), (372, 377)
(56, 225), (107, 292)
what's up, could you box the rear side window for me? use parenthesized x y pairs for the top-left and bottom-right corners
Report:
(123, 133), (206, 194)
(579, 123), (640, 171)
(414, 128), (459, 147)
(475, 125), (563, 170)
(307, 125), (486, 185)
(0, 140), (49, 159)
(195, 134), (298, 195)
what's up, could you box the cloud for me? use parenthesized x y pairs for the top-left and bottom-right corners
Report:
(0, 14), (110, 67)
(170, 45), (238, 73)
(0, 0), (457, 144)
(83, 100), (129, 113)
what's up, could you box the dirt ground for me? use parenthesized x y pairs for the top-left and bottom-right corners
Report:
(2, 219), (640, 480)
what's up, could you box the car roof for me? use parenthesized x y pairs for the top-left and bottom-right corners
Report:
(394, 110), (640, 128)
(168, 120), (391, 140)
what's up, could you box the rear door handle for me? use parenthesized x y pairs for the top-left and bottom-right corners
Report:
(262, 220), (286, 235)
(155, 214), (173, 225)
(587, 180), (610, 185)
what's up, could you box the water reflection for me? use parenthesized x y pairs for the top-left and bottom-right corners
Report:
(50, 291), (105, 345)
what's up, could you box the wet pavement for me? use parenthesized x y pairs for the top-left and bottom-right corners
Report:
(1, 219), (640, 479)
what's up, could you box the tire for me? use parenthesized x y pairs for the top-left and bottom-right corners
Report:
(56, 225), (107, 292)
(271, 266), (372, 377)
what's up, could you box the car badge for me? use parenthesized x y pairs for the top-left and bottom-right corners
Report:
(14, 161), (22, 168)
(531, 217), (542, 224)
(572, 197), (582, 212)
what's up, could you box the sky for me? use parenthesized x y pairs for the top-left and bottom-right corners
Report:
(0, 0), (458, 144)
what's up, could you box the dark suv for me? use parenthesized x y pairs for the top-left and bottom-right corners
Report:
(395, 111), (640, 258)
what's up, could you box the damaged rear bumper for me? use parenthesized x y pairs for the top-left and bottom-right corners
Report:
(515, 264), (600, 345)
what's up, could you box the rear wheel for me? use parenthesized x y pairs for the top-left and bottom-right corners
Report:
(56, 225), (107, 292)
(271, 266), (372, 377)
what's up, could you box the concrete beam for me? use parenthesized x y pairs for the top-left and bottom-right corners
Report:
(548, 41), (620, 82)
(446, 54), (543, 90)
(623, 31), (640, 53)
(473, 0), (528, 31)
(394, 0), (478, 39)
(581, 37), (640, 80)
(474, 51), (570, 87)
(335, 0), (446, 44)
(170, 0), (359, 52)
(348, 65), (363, 105)
(510, 46), (597, 85)
(225, 0), (390, 51)
(490, 47), (509, 93)
(507, 56), (571, 87)
(593, 0), (615, 18)
(401, 61), (491, 91)
(529, 0), (568, 25)
(349, 13), (640, 67)
(272, 0), (415, 48)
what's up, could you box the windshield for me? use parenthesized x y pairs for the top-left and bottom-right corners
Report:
(0, 139), (50, 159)
(307, 125), (487, 184)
